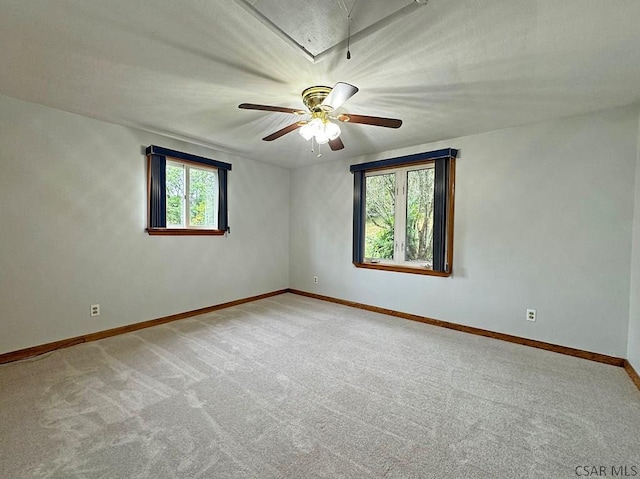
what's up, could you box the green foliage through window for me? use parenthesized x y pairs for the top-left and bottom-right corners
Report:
(363, 166), (435, 266)
(165, 161), (218, 229)
(189, 167), (217, 227)
(166, 163), (184, 226)
(365, 173), (395, 260)
(406, 168), (435, 264)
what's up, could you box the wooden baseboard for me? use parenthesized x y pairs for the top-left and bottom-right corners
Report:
(4, 287), (637, 393)
(0, 289), (288, 365)
(624, 360), (640, 391)
(288, 289), (626, 368)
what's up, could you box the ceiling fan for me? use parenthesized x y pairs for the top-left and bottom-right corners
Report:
(238, 82), (402, 151)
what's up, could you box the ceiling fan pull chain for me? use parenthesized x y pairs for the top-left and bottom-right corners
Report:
(347, 13), (352, 59)
(346, 0), (358, 60)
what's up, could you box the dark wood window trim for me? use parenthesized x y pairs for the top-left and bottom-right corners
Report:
(146, 228), (226, 236)
(146, 145), (231, 236)
(351, 148), (457, 277)
(353, 262), (452, 277)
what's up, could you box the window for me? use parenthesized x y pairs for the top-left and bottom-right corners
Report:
(351, 148), (457, 276)
(166, 161), (219, 229)
(146, 145), (231, 236)
(364, 165), (436, 265)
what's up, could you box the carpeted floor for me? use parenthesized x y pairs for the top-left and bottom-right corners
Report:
(1, 293), (639, 478)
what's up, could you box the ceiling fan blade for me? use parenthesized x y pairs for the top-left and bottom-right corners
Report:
(239, 103), (305, 115)
(262, 122), (303, 141)
(337, 114), (402, 129)
(321, 82), (359, 110)
(329, 137), (345, 151)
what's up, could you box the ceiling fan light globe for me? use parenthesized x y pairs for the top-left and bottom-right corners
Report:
(325, 121), (341, 140)
(315, 130), (330, 144)
(309, 117), (324, 131)
(299, 123), (314, 140)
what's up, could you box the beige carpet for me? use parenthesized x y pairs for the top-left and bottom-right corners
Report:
(1, 293), (639, 478)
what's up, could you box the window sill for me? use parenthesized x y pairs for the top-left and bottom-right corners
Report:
(147, 228), (225, 236)
(354, 262), (451, 277)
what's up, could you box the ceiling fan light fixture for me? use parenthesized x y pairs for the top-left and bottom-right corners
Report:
(299, 117), (341, 144)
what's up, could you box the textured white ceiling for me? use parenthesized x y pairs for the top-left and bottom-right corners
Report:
(1, 0), (639, 168)
(235, 0), (417, 60)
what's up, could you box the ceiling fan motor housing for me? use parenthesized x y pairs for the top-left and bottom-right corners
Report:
(302, 86), (333, 112)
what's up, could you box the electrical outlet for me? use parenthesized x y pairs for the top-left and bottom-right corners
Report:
(526, 309), (536, 322)
(91, 304), (100, 317)
(313, 276), (318, 284)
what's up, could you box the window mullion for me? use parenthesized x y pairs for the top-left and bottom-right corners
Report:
(394, 170), (407, 264)
(183, 164), (189, 228)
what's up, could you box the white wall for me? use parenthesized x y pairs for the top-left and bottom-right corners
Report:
(2, 94), (638, 362)
(0, 95), (289, 355)
(290, 105), (639, 358)
(628, 110), (640, 370)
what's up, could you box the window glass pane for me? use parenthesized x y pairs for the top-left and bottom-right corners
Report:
(166, 163), (184, 227)
(406, 168), (435, 264)
(365, 173), (395, 260)
(189, 167), (218, 228)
